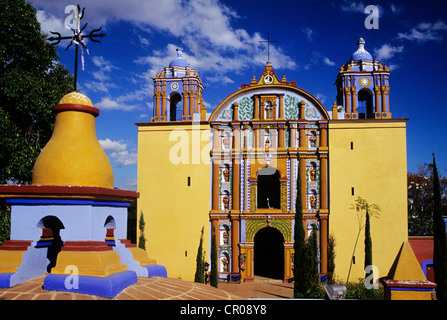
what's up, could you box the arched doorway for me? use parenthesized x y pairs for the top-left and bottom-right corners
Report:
(36, 216), (64, 273)
(257, 167), (280, 209)
(254, 227), (284, 279)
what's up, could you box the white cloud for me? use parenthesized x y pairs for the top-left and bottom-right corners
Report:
(96, 97), (139, 111)
(315, 93), (327, 104)
(390, 4), (402, 15)
(323, 57), (335, 66)
(398, 20), (447, 42)
(301, 27), (314, 43)
(83, 81), (109, 93)
(36, 9), (69, 36)
(99, 139), (137, 167)
(374, 44), (404, 61)
(340, 1), (365, 13)
(110, 151), (138, 167)
(35, 0), (296, 81)
(99, 138), (127, 152)
(35, 0), (297, 114)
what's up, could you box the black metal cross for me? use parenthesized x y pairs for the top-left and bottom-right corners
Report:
(259, 32), (278, 62)
(47, 5), (106, 91)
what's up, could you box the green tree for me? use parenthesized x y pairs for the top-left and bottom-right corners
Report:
(433, 154), (447, 300)
(304, 224), (320, 297)
(364, 210), (373, 279)
(346, 196), (380, 284)
(327, 234), (336, 284)
(408, 164), (447, 236)
(194, 226), (205, 283)
(0, 203), (11, 245)
(210, 229), (218, 288)
(138, 211), (146, 250)
(0, 0), (74, 184)
(293, 164), (306, 297)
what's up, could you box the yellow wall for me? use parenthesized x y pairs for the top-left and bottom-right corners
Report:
(328, 119), (408, 283)
(137, 122), (210, 281)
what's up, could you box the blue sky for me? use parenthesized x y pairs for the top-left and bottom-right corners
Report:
(31, 0), (447, 190)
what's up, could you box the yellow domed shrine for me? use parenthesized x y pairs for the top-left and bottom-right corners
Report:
(32, 91), (114, 188)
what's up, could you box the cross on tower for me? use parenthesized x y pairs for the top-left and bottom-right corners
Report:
(47, 5), (106, 91)
(259, 32), (278, 63)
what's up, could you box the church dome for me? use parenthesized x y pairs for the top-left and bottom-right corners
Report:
(169, 48), (190, 68)
(351, 38), (373, 60)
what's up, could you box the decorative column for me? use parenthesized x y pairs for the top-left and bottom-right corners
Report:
(230, 216), (239, 278)
(253, 95), (260, 120)
(319, 155), (328, 211)
(374, 85), (381, 116)
(278, 124), (285, 149)
(182, 90), (188, 119)
(344, 87), (351, 114)
(189, 90), (194, 116)
(155, 92), (161, 118)
(351, 86), (357, 115)
(299, 156), (307, 210)
(232, 124), (241, 210)
(278, 94), (285, 120)
(290, 123), (297, 149)
(298, 123), (306, 151)
(161, 91), (166, 119)
(381, 86), (387, 114)
(211, 125), (220, 211)
(320, 216), (328, 275)
(299, 100), (306, 119)
(233, 102), (239, 121)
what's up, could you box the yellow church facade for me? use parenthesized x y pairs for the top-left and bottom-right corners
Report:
(137, 39), (408, 283)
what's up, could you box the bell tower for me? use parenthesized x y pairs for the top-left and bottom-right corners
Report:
(152, 48), (205, 122)
(335, 38), (391, 120)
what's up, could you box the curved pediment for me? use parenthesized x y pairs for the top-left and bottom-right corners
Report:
(209, 64), (329, 122)
(209, 84), (329, 122)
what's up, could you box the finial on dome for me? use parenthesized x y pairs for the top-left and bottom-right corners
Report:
(169, 48), (190, 67)
(351, 37), (373, 60)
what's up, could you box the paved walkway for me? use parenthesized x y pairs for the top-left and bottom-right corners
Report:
(0, 276), (244, 300)
(220, 278), (294, 299)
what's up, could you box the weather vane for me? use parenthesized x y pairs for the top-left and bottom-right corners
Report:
(259, 32), (278, 63)
(47, 4), (106, 91)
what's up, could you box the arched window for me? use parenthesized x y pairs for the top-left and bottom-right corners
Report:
(104, 216), (116, 246)
(169, 92), (182, 121)
(358, 89), (374, 119)
(257, 167), (280, 209)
